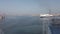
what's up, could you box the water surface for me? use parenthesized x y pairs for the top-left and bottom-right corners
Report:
(2, 16), (42, 34)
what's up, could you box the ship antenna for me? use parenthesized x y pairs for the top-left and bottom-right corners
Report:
(49, 9), (51, 14)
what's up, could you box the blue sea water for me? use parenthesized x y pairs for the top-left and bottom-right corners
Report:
(2, 16), (42, 34)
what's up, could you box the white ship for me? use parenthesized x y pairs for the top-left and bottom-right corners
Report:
(40, 9), (60, 34)
(40, 14), (53, 18)
(40, 13), (60, 34)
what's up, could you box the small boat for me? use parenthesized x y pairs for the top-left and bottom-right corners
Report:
(0, 15), (5, 20)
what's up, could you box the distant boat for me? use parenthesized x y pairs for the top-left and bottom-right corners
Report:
(0, 15), (5, 20)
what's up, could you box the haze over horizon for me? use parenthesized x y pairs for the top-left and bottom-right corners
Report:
(0, 0), (60, 16)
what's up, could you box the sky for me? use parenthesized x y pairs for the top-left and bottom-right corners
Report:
(0, 0), (60, 16)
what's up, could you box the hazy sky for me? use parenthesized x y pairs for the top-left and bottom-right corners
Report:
(0, 0), (60, 15)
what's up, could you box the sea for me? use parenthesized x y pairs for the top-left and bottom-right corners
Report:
(2, 16), (43, 34)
